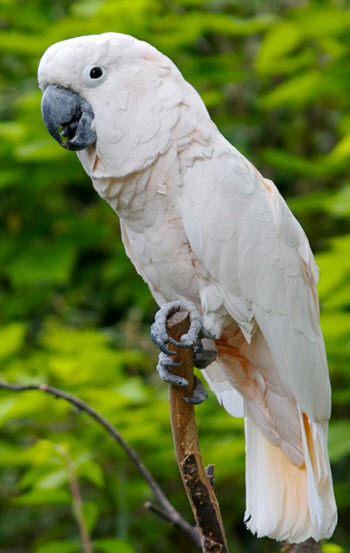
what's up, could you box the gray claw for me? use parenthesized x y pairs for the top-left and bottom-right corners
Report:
(165, 359), (183, 368)
(168, 336), (190, 348)
(150, 328), (174, 356)
(157, 353), (187, 387)
(183, 376), (208, 405)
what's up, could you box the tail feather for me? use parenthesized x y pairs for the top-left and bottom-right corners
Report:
(244, 409), (337, 542)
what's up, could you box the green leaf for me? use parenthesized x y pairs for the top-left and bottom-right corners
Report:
(321, 311), (350, 340)
(328, 421), (350, 462)
(317, 235), (350, 300)
(322, 543), (344, 553)
(256, 21), (303, 75)
(261, 149), (324, 178)
(13, 488), (72, 506)
(15, 139), (67, 162)
(0, 322), (26, 360)
(117, 378), (148, 403)
(327, 133), (350, 163)
(71, 0), (104, 17)
(260, 70), (322, 109)
(7, 241), (76, 287)
(297, 6), (350, 38)
(36, 468), (69, 489)
(83, 501), (99, 533)
(77, 460), (104, 488)
(328, 184), (350, 216)
(0, 397), (18, 423)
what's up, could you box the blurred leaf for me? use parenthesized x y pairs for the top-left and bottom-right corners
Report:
(255, 21), (303, 75)
(117, 378), (148, 403)
(83, 500), (99, 533)
(13, 489), (71, 506)
(0, 31), (50, 55)
(296, 6), (350, 38)
(322, 544), (344, 553)
(77, 460), (104, 488)
(6, 241), (76, 286)
(0, 397), (18, 423)
(262, 149), (325, 178)
(328, 421), (350, 462)
(260, 70), (322, 109)
(36, 469), (69, 489)
(71, 0), (104, 17)
(0, 322), (26, 360)
(15, 140), (68, 161)
(328, 134), (350, 164)
(328, 184), (350, 216)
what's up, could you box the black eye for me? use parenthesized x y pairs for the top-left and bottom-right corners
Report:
(90, 67), (103, 79)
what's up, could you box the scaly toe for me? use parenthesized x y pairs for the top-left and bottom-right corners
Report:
(156, 352), (187, 387)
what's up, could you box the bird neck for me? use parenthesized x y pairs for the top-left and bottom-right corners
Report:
(88, 145), (183, 231)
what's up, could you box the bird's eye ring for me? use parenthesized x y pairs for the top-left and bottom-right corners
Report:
(84, 65), (107, 87)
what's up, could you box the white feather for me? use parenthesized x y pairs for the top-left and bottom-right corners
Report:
(202, 361), (244, 417)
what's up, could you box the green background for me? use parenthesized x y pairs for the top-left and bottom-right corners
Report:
(0, 1), (350, 552)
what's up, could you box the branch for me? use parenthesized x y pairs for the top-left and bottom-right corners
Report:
(282, 539), (321, 553)
(0, 379), (200, 548)
(166, 311), (228, 553)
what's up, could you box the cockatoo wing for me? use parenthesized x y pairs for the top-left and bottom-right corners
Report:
(181, 136), (330, 423)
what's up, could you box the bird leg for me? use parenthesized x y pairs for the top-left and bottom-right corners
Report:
(151, 301), (216, 404)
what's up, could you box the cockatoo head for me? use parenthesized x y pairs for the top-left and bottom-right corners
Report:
(38, 33), (202, 175)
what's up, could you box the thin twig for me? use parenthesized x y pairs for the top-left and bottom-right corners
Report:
(0, 379), (200, 547)
(144, 501), (176, 524)
(57, 444), (94, 553)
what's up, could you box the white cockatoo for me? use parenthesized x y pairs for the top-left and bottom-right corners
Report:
(38, 33), (337, 543)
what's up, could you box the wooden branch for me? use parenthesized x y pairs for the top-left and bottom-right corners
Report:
(166, 311), (228, 553)
(282, 539), (321, 553)
(0, 379), (200, 547)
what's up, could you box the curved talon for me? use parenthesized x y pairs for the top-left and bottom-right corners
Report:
(168, 336), (193, 348)
(150, 327), (174, 356)
(155, 340), (175, 357)
(183, 376), (208, 405)
(156, 352), (187, 387)
(165, 359), (183, 368)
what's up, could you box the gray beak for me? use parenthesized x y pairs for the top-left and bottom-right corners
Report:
(41, 84), (97, 151)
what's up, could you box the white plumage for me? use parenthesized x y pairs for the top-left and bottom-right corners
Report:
(38, 33), (337, 542)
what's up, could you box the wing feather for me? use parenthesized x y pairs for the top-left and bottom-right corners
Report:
(181, 139), (330, 421)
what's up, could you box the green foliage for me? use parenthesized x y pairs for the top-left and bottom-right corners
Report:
(0, 1), (349, 552)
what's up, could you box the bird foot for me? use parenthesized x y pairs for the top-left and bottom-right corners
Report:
(151, 301), (216, 404)
(156, 353), (208, 404)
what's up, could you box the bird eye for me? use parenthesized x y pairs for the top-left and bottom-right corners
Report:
(84, 65), (107, 87)
(90, 66), (103, 79)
